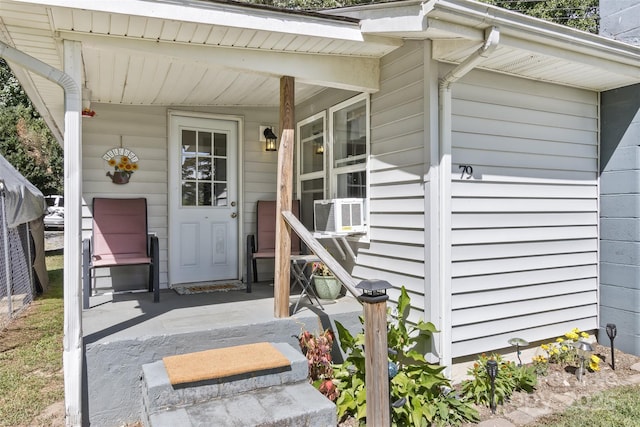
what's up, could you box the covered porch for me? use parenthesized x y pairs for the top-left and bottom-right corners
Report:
(83, 281), (362, 425)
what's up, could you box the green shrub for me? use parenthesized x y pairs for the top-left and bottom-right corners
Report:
(333, 286), (479, 426)
(460, 353), (537, 408)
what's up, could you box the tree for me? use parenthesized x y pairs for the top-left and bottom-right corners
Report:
(0, 59), (63, 195)
(239, 0), (366, 10)
(247, 0), (599, 34)
(480, 0), (599, 33)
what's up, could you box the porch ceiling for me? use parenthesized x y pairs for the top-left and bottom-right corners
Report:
(0, 0), (400, 142)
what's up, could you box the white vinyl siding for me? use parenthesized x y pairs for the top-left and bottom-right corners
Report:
(82, 103), (280, 288)
(449, 71), (599, 358)
(82, 104), (169, 291)
(352, 41), (427, 314)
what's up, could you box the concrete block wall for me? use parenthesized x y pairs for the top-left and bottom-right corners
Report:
(600, 1), (640, 356)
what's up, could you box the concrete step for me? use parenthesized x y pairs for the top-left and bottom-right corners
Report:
(147, 382), (336, 427)
(83, 290), (362, 427)
(141, 342), (337, 427)
(141, 342), (308, 414)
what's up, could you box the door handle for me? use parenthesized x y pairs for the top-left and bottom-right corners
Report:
(231, 212), (238, 218)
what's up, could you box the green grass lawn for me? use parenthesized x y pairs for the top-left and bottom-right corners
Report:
(536, 384), (640, 426)
(0, 252), (64, 426)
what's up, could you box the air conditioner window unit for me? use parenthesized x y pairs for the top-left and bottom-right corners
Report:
(314, 198), (366, 234)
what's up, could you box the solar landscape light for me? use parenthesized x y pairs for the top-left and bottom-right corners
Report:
(606, 323), (617, 370)
(572, 340), (593, 382)
(508, 337), (529, 367)
(356, 279), (391, 302)
(486, 359), (498, 414)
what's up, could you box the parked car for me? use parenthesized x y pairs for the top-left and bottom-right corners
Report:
(44, 195), (64, 230)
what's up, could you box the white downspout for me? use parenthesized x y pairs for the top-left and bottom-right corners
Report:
(0, 40), (83, 426)
(438, 26), (499, 373)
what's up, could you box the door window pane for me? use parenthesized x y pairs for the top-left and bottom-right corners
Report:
(182, 182), (196, 206)
(182, 155), (196, 180)
(198, 132), (212, 155)
(214, 183), (227, 206)
(198, 158), (212, 180)
(214, 133), (227, 156)
(198, 182), (212, 206)
(213, 158), (226, 182)
(181, 129), (228, 206)
(212, 133), (228, 206)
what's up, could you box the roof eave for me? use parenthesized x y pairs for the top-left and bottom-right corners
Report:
(325, 0), (640, 91)
(13, 0), (366, 42)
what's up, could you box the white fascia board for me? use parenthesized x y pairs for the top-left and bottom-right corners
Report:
(62, 31), (380, 93)
(337, 2), (428, 34)
(331, 0), (640, 81)
(13, 0), (366, 42)
(428, 0), (640, 70)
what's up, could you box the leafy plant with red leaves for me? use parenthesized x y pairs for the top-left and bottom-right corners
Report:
(298, 328), (339, 401)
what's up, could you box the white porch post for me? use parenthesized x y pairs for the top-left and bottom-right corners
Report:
(62, 39), (83, 427)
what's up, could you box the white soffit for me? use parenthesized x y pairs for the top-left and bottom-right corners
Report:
(333, 0), (640, 91)
(0, 0), (402, 137)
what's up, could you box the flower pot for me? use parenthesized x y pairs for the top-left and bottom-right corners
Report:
(312, 275), (341, 300)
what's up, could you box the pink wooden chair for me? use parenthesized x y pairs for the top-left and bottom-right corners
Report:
(246, 200), (301, 292)
(82, 198), (159, 309)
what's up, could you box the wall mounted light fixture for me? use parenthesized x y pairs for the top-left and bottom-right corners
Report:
(260, 126), (277, 152)
(82, 86), (96, 117)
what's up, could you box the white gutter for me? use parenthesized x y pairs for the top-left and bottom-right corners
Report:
(0, 40), (83, 426)
(437, 26), (499, 373)
(430, 0), (640, 67)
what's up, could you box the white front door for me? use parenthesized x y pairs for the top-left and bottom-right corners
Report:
(169, 113), (239, 285)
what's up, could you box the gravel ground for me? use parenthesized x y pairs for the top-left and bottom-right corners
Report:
(44, 231), (64, 252)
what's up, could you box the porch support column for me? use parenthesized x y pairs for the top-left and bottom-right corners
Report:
(274, 76), (295, 318)
(0, 37), (83, 426)
(63, 39), (83, 427)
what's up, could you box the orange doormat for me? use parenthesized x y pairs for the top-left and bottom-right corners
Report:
(162, 342), (291, 386)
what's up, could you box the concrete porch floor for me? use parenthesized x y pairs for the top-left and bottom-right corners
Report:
(82, 282), (363, 426)
(83, 282), (362, 345)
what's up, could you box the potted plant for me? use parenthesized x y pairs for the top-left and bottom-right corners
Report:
(311, 262), (342, 300)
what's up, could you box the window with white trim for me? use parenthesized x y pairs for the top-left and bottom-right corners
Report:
(296, 93), (370, 233)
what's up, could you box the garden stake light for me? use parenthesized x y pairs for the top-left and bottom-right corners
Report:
(508, 337), (529, 367)
(573, 340), (593, 382)
(486, 359), (498, 414)
(606, 323), (617, 370)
